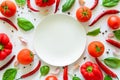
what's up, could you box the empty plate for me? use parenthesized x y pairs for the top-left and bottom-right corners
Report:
(34, 14), (86, 66)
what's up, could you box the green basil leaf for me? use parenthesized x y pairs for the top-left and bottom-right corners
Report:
(113, 29), (120, 40)
(15, 0), (26, 6)
(17, 17), (34, 31)
(102, 0), (120, 7)
(2, 68), (17, 80)
(104, 75), (112, 80)
(40, 65), (50, 76)
(104, 57), (120, 68)
(72, 75), (81, 80)
(87, 28), (100, 36)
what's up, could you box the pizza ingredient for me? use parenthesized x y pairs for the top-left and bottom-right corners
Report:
(0, 0), (17, 17)
(27, 0), (39, 12)
(63, 66), (68, 80)
(0, 17), (18, 30)
(95, 58), (118, 78)
(107, 16), (120, 29)
(45, 75), (58, 80)
(90, 0), (99, 10)
(17, 17), (34, 31)
(0, 33), (13, 60)
(40, 65), (50, 76)
(17, 48), (34, 65)
(16, 60), (41, 79)
(87, 28), (100, 36)
(104, 75), (112, 80)
(106, 39), (120, 48)
(2, 68), (17, 80)
(102, 0), (120, 7)
(15, 0), (26, 6)
(88, 41), (105, 57)
(81, 61), (103, 80)
(113, 29), (120, 40)
(104, 57), (120, 69)
(35, 0), (55, 7)
(62, 0), (75, 12)
(89, 9), (119, 26)
(0, 55), (15, 71)
(54, 0), (60, 13)
(76, 6), (92, 22)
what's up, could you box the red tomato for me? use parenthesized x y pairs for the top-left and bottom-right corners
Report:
(88, 41), (105, 57)
(0, 0), (17, 17)
(45, 75), (58, 80)
(76, 6), (92, 22)
(107, 15), (120, 29)
(17, 49), (34, 65)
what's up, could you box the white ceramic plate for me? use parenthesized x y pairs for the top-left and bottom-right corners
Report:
(34, 14), (86, 66)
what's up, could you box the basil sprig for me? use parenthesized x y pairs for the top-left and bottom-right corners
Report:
(15, 0), (26, 6)
(2, 68), (17, 80)
(113, 29), (120, 40)
(102, 0), (120, 7)
(87, 28), (100, 36)
(17, 17), (34, 31)
(104, 75), (112, 80)
(104, 57), (120, 69)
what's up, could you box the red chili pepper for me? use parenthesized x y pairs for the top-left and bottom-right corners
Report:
(0, 55), (15, 71)
(106, 39), (120, 48)
(0, 17), (18, 30)
(27, 0), (39, 12)
(95, 58), (118, 78)
(89, 10), (119, 26)
(16, 60), (41, 80)
(90, 0), (98, 10)
(54, 0), (60, 13)
(63, 66), (68, 80)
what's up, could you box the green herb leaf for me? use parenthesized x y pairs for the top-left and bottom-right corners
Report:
(2, 68), (17, 80)
(72, 75), (81, 80)
(102, 0), (119, 7)
(87, 28), (100, 36)
(104, 75), (112, 80)
(113, 29), (120, 40)
(15, 0), (26, 6)
(17, 17), (34, 31)
(40, 65), (50, 76)
(104, 57), (120, 68)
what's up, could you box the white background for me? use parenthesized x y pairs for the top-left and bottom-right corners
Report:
(0, 0), (120, 80)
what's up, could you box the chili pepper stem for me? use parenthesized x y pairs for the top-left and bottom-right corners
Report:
(116, 76), (119, 80)
(15, 77), (22, 80)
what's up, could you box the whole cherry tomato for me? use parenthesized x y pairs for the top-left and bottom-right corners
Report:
(107, 15), (120, 29)
(88, 41), (105, 57)
(0, 0), (17, 17)
(76, 6), (92, 22)
(45, 75), (58, 80)
(17, 48), (34, 65)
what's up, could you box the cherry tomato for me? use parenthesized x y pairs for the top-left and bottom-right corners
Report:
(17, 49), (34, 65)
(107, 15), (120, 29)
(0, 0), (17, 17)
(76, 6), (92, 22)
(45, 75), (58, 80)
(88, 41), (105, 57)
